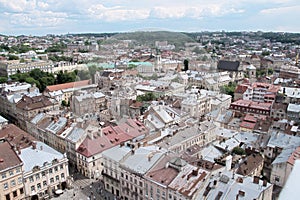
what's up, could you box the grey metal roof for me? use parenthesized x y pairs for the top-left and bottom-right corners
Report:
(120, 146), (166, 174)
(19, 141), (65, 172)
(272, 147), (297, 165)
(102, 145), (132, 162)
(46, 117), (67, 134)
(65, 127), (85, 143)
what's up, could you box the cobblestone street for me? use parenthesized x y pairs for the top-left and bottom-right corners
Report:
(52, 174), (115, 200)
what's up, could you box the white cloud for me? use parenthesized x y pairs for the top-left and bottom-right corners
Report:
(260, 5), (300, 14)
(0, 0), (36, 12)
(88, 4), (149, 21)
(10, 11), (68, 27)
(37, 1), (49, 9)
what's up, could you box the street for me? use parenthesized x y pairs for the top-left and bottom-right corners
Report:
(52, 174), (115, 200)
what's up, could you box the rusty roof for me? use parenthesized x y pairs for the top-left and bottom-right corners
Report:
(0, 141), (22, 172)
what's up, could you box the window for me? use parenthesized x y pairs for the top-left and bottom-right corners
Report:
(43, 181), (47, 186)
(11, 180), (16, 187)
(50, 178), (54, 183)
(37, 183), (41, 190)
(61, 173), (65, 179)
(13, 190), (17, 197)
(9, 171), (13, 176)
(2, 172), (6, 179)
(31, 185), (35, 192)
(56, 175), (59, 181)
(29, 176), (34, 183)
(35, 174), (40, 180)
(3, 182), (8, 190)
(60, 164), (64, 170)
(18, 177), (22, 184)
(49, 169), (53, 174)
(42, 171), (46, 176)
(54, 166), (58, 172)
(16, 168), (21, 173)
(20, 188), (24, 194)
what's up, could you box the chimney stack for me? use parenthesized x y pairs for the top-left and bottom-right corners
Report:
(263, 179), (267, 187)
(253, 176), (259, 184)
(17, 146), (21, 155)
(32, 142), (37, 150)
(225, 155), (232, 170)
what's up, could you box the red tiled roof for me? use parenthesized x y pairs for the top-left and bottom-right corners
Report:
(240, 121), (256, 129)
(0, 124), (37, 149)
(235, 84), (249, 94)
(0, 142), (22, 171)
(76, 119), (148, 157)
(16, 95), (53, 110)
(46, 80), (90, 92)
(288, 146), (300, 165)
(243, 114), (257, 123)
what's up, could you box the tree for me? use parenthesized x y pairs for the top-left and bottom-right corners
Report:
(136, 92), (157, 102)
(232, 147), (246, 155)
(220, 82), (237, 98)
(8, 54), (19, 60)
(0, 77), (7, 83)
(183, 59), (189, 71)
(61, 100), (68, 107)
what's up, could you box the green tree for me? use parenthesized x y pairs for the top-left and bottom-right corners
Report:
(0, 77), (8, 83)
(8, 54), (19, 60)
(232, 147), (246, 155)
(220, 82), (237, 98)
(136, 92), (157, 102)
(61, 100), (68, 107)
(267, 68), (273, 75)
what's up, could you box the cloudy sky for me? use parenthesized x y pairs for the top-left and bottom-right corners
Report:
(0, 0), (299, 35)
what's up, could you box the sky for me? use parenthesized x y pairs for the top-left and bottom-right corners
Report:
(0, 0), (300, 36)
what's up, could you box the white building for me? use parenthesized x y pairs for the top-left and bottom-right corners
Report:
(19, 141), (70, 199)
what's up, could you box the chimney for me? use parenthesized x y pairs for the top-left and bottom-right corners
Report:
(263, 179), (267, 187)
(98, 129), (103, 137)
(238, 190), (245, 197)
(32, 142), (37, 150)
(253, 176), (259, 184)
(225, 155), (232, 170)
(17, 146), (21, 155)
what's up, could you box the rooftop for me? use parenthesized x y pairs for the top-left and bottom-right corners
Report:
(45, 80), (90, 92)
(0, 141), (22, 172)
(0, 124), (36, 149)
(19, 141), (65, 172)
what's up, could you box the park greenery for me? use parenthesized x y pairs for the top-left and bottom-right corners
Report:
(8, 68), (93, 92)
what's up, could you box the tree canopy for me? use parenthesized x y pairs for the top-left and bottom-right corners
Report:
(136, 92), (157, 102)
(9, 69), (80, 92)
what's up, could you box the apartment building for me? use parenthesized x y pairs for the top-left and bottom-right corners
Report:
(0, 141), (25, 200)
(19, 141), (69, 199)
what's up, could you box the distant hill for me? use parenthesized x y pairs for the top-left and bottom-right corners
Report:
(111, 31), (196, 49)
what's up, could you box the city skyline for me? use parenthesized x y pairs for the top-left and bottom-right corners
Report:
(0, 0), (300, 35)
